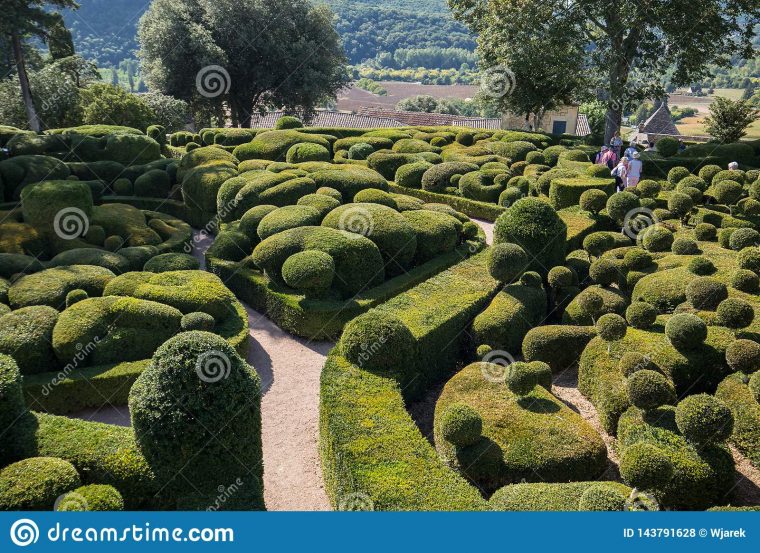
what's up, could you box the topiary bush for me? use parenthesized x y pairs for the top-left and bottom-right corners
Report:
(579, 189), (608, 215)
(0, 305), (59, 374)
(729, 228), (760, 251)
(129, 331), (263, 506)
(619, 443), (674, 491)
(675, 394), (733, 446)
(627, 369), (676, 411)
(641, 226), (674, 253)
(341, 310), (416, 379)
(0, 457), (81, 510)
(618, 351), (656, 377)
(715, 298), (754, 330)
(685, 277), (728, 310)
(656, 137), (679, 157)
(180, 311), (215, 332)
(668, 166), (691, 185)
(623, 248), (653, 271)
(589, 259), (618, 286)
(583, 232), (614, 259)
(671, 237), (699, 255)
(731, 269), (759, 293)
(626, 301), (657, 330)
(487, 243), (529, 284)
(275, 115), (303, 130)
(725, 339), (760, 375)
(506, 361), (552, 396)
(738, 247), (760, 274)
(665, 313), (708, 350)
(577, 485), (626, 511)
(439, 402), (482, 447)
(606, 192), (640, 226)
(143, 253), (199, 273)
(688, 256), (716, 276)
(667, 192), (693, 223)
(281, 250), (335, 297)
(493, 198), (567, 275)
(596, 313), (627, 351)
(55, 484), (124, 511)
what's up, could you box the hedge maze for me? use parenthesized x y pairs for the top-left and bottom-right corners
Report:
(1, 117), (759, 511)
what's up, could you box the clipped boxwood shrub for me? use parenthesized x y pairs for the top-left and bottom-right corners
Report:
(665, 313), (708, 350)
(0, 457), (81, 510)
(56, 484), (124, 511)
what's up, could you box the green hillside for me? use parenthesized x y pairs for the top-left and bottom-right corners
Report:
(61, 0), (474, 68)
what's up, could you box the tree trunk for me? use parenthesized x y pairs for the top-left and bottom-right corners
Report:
(12, 32), (41, 132)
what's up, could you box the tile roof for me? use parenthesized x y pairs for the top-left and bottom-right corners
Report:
(249, 110), (402, 129)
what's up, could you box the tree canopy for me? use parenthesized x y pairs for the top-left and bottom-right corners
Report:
(138, 0), (349, 127)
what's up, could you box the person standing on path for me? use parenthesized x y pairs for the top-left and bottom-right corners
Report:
(627, 152), (643, 188)
(612, 157), (629, 192)
(611, 131), (623, 159)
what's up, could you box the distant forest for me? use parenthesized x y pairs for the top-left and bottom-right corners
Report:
(61, 0), (475, 68)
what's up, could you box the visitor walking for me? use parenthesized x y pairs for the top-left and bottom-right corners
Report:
(728, 161), (739, 170)
(627, 152), (643, 188)
(624, 142), (638, 160)
(612, 158), (629, 192)
(594, 145), (609, 165)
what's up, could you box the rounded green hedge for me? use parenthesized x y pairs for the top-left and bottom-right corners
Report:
(675, 394), (733, 446)
(694, 223), (716, 242)
(716, 298), (754, 330)
(627, 369), (676, 411)
(641, 226), (674, 253)
(626, 301), (657, 330)
(729, 228), (760, 251)
(665, 313), (708, 350)
(619, 443), (673, 491)
(725, 338), (760, 374)
(494, 198), (567, 275)
(257, 205), (322, 240)
(56, 484), (124, 511)
(685, 277), (728, 310)
(282, 250), (335, 295)
(0, 305), (59, 374)
(618, 351), (656, 377)
(0, 457), (81, 510)
(129, 331), (263, 501)
(286, 142), (330, 164)
(596, 313), (627, 343)
(688, 256), (716, 276)
(143, 252), (199, 273)
(341, 311), (416, 374)
(506, 361), (552, 396)
(488, 243), (529, 284)
(180, 311), (215, 332)
(439, 402), (482, 447)
(578, 485), (627, 511)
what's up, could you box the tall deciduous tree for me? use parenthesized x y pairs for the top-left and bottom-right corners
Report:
(450, 0), (760, 143)
(138, 0), (349, 127)
(0, 1), (78, 131)
(704, 96), (760, 143)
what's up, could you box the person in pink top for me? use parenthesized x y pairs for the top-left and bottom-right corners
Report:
(627, 152), (643, 188)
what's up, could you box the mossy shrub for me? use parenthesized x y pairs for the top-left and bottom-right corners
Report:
(180, 311), (215, 332)
(439, 403), (482, 447)
(619, 443), (673, 491)
(547, 266), (574, 289)
(688, 256), (716, 276)
(395, 161), (432, 188)
(589, 259), (618, 286)
(618, 351), (656, 377)
(498, 186), (524, 207)
(56, 484), (124, 511)
(347, 142), (375, 160)
(274, 115), (302, 129)
(725, 339), (760, 375)
(257, 205), (322, 240)
(729, 228), (760, 251)
(0, 305), (58, 374)
(0, 457), (81, 510)
(685, 277), (728, 310)
(715, 298), (754, 330)
(641, 225), (674, 253)
(577, 485), (627, 511)
(712, 180), (743, 205)
(675, 394), (733, 446)
(129, 332), (263, 500)
(583, 232), (615, 258)
(738, 247), (760, 274)
(341, 310), (416, 375)
(668, 166), (691, 185)
(506, 361), (552, 396)
(421, 162), (479, 193)
(627, 369), (676, 411)
(626, 301), (657, 330)
(143, 253), (199, 273)
(579, 189), (608, 215)
(493, 198), (567, 275)
(623, 248), (653, 271)
(487, 243), (529, 284)
(731, 269), (759, 293)
(606, 191), (640, 226)
(65, 289), (88, 308)
(672, 237), (699, 255)
(286, 142), (330, 164)
(281, 250), (335, 296)
(665, 313), (708, 350)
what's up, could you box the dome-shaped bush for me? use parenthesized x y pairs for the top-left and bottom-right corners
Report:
(180, 311), (215, 332)
(129, 332), (263, 498)
(395, 161), (432, 188)
(665, 313), (708, 349)
(685, 277), (728, 310)
(316, 186), (342, 201)
(678, 185), (703, 204)
(498, 186), (524, 208)
(623, 248), (653, 271)
(718, 228), (736, 249)
(656, 137), (679, 157)
(439, 403), (482, 447)
(668, 166), (691, 185)
(589, 259), (618, 286)
(583, 232), (614, 259)
(493, 198), (567, 274)
(694, 223), (717, 241)
(688, 256), (716, 275)
(353, 188), (397, 208)
(282, 250), (335, 295)
(627, 369), (676, 411)
(731, 269), (759, 293)
(738, 247), (760, 274)
(455, 131), (474, 146)
(578, 485), (626, 511)
(487, 242), (529, 284)
(749, 371), (760, 403)
(618, 351), (656, 377)
(729, 228), (760, 251)
(725, 339), (760, 375)
(257, 205), (322, 240)
(641, 226), (674, 252)
(675, 394), (733, 445)
(619, 443), (674, 490)
(671, 237), (699, 255)
(506, 361), (552, 396)
(579, 189), (608, 215)
(667, 193), (693, 221)
(286, 142), (330, 164)
(595, 313), (625, 340)
(520, 271), (543, 288)
(0, 457), (81, 510)
(577, 290), (604, 320)
(712, 180), (743, 205)
(143, 253), (199, 273)
(275, 115), (303, 129)
(341, 311), (416, 373)
(626, 301), (657, 330)
(547, 266), (574, 289)
(56, 484), (124, 511)
(636, 179), (662, 199)
(606, 192), (640, 226)
(716, 298), (754, 330)
(348, 142), (375, 160)
(679, 175), (708, 192)
(65, 288), (88, 308)
(698, 164), (722, 184)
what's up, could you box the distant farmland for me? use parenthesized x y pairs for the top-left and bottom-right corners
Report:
(337, 81), (480, 112)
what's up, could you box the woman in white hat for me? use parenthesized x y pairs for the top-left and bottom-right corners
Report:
(627, 151), (643, 188)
